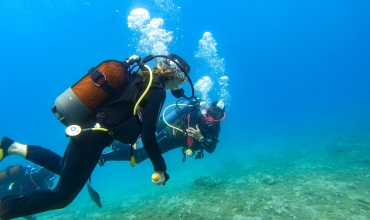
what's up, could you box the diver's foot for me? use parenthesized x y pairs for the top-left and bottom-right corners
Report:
(0, 136), (15, 161)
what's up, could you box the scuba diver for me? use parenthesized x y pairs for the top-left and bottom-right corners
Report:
(98, 99), (226, 166)
(87, 98), (225, 208)
(0, 165), (55, 220)
(0, 54), (193, 219)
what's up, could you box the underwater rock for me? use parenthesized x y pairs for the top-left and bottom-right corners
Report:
(262, 175), (277, 185)
(193, 176), (221, 188)
(264, 197), (289, 215)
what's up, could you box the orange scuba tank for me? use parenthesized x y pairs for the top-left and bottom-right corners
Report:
(51, 60), (128, 126)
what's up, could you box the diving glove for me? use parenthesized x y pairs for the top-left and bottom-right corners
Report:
(195, 151), (204, 159)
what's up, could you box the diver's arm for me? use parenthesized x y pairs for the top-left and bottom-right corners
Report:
(141, 89), (167, 172)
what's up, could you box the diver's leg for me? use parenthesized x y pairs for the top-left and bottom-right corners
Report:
(0, 137), (22, 161)
(0, 139), (64, 175)
(26, 146), (64, 175)
(101, 129), (183, 165)
(101, 145), (131, 162)
(134, 131), (181, 164)
(0, 132), (113, 219)
(101, 142), (159, 164)
(156, 130), (181, 154)
(0, 137), (77, 176)
(0, 137), (63, 175)
(132, 147), (149, 164)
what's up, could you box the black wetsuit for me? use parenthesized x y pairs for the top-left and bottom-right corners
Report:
(101, 109), (221, 164)
(0, 165), (51, 197)
(0, 165), (54, 220)
(0, 76), (167, 219)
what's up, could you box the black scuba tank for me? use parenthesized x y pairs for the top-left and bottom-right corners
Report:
(156, 98), (197, 132)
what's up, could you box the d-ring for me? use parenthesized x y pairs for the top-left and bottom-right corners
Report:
(93, 73), (107, 87)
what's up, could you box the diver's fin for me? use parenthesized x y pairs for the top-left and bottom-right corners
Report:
(0, 136), (14, 161)
(87, 176), (102, 207)
(130, 142), (136, 167)
(130, 155), (136, 167)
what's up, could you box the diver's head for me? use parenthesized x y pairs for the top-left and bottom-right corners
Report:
(140, 54), (193, 98)
(157, 54), (190, 90)
(204, 100), (226, 124)
(165, 54), (190, 75)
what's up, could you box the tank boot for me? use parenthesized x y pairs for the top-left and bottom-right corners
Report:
(0, 136), (15, 161)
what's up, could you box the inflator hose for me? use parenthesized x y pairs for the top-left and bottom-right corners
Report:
(133, 64), (153, 115)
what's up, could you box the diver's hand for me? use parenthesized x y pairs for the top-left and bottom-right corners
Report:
(152, 172), (170, 186)
(186, 124), (202, 141)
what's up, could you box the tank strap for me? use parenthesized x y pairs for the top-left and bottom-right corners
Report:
(88, 67), (117, 97)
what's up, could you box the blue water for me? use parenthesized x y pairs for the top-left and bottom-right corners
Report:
(1, 1), (370, 219)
